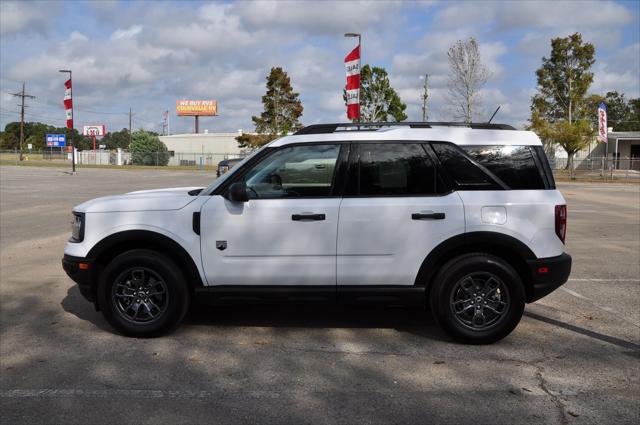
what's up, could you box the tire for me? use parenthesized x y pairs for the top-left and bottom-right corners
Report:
(98, 249), (190, 337)
(429, 253), (525, 344)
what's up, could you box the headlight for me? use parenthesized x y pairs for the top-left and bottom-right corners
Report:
(70, 212), (84, 242)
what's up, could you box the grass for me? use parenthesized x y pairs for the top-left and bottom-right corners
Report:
(0, 159), (218, 171)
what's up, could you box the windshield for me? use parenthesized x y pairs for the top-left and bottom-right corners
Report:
(200, 145), (268, 195)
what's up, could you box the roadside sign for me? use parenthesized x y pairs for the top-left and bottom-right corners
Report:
(46, 134), (66, 147)
(27, 144), (33, 150)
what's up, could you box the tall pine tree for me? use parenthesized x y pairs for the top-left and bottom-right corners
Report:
(252, 67), (304, 135)
(530, 33), (596, 167)
(532, 33), (595, 124)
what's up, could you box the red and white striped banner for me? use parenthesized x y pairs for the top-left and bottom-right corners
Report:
(64, 79), (73, 129)
(344, 44), (360, 120)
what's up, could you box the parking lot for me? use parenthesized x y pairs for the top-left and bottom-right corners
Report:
(1, 165), (638, 424)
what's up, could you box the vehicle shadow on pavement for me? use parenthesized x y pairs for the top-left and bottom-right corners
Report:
(61, 285), (447, 340)
(60, 286), (112, 333)
(183, 302), (449, 341)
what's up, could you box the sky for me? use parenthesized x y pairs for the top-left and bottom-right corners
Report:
(1, 0), (639, 134)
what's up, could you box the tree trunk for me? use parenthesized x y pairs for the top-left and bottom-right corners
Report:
(565, 151), (574, 170)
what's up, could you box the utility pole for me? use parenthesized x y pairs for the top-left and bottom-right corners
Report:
(420, 74), (429, 122)
(129, 108), (132, 147)
(11, 82), (36, 161)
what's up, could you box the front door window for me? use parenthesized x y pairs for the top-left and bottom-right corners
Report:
(243, 144), (341, 199)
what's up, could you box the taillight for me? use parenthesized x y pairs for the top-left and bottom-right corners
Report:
(555, 205), (567, 244)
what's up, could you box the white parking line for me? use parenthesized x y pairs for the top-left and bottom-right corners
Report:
(561, 287), (589, 300)
(560, 286), (640, 327)
(568, 278), (640, 282)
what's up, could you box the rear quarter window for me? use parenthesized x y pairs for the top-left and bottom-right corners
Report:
(461, 145), (546, 190)
(430, 142), (502, 190)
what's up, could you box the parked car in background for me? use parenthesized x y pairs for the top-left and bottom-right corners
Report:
(216, 158), (243, 177)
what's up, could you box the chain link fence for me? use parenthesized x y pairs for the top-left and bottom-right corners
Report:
(2, 149), (639, 182)
(549, 156), (640, 181)
(0, 149), (246, 171)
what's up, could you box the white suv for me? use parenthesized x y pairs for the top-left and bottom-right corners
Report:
(62, 122), (571, 344)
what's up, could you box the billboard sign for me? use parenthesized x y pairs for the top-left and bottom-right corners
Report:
(46, 134), (66, 147)
(83, 125), (106, 137)
(176, 100), (218, 116)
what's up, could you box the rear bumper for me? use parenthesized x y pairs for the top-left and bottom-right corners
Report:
(62, 254), (97, 303)
(526, 253), (572, 302)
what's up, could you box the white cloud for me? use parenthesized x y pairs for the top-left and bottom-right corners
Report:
(498, 1), (633, 30)
(0, 1), (59, 35)
(1, 0), (638, 134)
(110, 25), (143, 40)
(592, 43), (640, 98)
(232, 1), (403, 35)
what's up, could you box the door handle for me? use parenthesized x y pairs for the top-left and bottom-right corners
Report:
(412, 212), (445, 220)
(292, 213), (326, 221)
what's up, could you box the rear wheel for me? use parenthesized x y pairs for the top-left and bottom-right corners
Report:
(430, 253), (525, 344)
(98, 249), (190, 337)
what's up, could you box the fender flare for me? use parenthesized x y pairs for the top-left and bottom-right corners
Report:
(415, 231), (536, 291)
(87, 230), (204, 288)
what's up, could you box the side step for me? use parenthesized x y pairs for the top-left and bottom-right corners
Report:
(193, 285), (425, 306)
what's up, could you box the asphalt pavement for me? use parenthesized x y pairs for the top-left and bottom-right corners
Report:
(1, 166), (638, 424)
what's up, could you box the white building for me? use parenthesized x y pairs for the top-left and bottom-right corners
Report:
(159, 132), (249, 167)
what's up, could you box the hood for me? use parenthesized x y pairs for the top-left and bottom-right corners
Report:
(74, 187), (204, 213)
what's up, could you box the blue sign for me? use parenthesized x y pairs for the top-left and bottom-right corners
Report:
(46, 134), (66, 147)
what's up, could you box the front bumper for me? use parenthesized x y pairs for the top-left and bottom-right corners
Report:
(526, 253), (572, 302)
(62, 254), (97, 303)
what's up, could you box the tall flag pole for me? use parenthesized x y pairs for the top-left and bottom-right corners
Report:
(344, 43), (361, 121)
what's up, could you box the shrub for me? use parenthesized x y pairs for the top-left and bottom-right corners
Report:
(130, 130), (169, 166)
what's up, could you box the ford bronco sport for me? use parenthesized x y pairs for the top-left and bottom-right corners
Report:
(62, 122), (571, 344)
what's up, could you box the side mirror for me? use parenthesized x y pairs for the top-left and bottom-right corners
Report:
(228, 181), (249, 202)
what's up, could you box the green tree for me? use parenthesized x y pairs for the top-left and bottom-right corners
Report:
(350, 65), (407, 122)
(0, 131), (18, 149)
(598, 92), (640, 131)
(532, 33), (595, 124)
(130, 130), (169, 166)
(627, 98), (640, 131)
(235, 133), (277, 149)
(252, 67), (303, 137)
(102, 128), (131, 150)
(530, 33), (596, 166)
(2, 121), (90, 151)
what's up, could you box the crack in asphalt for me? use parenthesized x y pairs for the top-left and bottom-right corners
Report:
(534, 364), (570, 425)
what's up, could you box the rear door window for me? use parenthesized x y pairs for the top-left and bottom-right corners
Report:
(461, 145), (546, 190)
(347, 143), (447, 196)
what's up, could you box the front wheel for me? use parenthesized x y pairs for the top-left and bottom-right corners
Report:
(430, 253), (525, 344)
(98, 249), (190, 337)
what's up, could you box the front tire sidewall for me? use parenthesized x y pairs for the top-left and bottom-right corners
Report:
(98, 249), (190, 337)
(431, 254), (525, 344)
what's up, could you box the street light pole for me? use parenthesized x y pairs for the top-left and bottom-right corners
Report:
(59, 69), (75, 173)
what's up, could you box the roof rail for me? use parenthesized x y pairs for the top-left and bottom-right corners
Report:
(294, 122), (516, 135)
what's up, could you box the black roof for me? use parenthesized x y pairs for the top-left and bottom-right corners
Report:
(294, 122), (516, 135)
